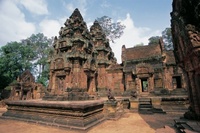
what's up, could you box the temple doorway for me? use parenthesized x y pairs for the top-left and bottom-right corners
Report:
(173, 76), (182, 88)
(141, 78), (148, 92)
(87, 76), (91, 91)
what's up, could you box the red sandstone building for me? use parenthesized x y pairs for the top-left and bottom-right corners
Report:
(9, 70), (45, 100)
(47, 8), (186, 99)
(171, 0), (200, 119)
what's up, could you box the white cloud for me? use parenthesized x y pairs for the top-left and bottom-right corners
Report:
(0, 0), (35, 46)
(101, 0), (110, 8)
(19, 0), (48, 15)
(111, 13), (161, 63)
(39, 19), (62, 38)
(66, 3), (75, 13)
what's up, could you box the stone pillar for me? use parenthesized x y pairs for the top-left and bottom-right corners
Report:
(188, 72), (200, 115)
(72, 59), (81, 88)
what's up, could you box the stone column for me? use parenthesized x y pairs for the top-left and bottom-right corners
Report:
(188, 72), (200, 115)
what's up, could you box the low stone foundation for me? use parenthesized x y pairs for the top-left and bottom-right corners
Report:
(2, 99), (104, 130)
(129, 99), (139, 111)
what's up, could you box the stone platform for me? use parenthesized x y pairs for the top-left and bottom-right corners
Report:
(2, 99), (104, 130)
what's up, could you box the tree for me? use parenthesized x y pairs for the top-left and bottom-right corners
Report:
(0, 33), (53, 91)
(96, 16), (126, 43)
(0, 41), (35, 91)
(22, 33), (53, 86)
(148, 36), (160, 45)
(162, 28), (173, 50)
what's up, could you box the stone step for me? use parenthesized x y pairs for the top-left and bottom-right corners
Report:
(139, 109), (153, 114)
(152, 108), (166, 114)
(170, 89), (188, 95)
(139, 104), (152, 108)
(138, 98), (153, 114)
(174, 120), (195, 133)
(139, 98), (151, 102)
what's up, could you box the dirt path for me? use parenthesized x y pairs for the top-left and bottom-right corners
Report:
(0, 108), (181, 133)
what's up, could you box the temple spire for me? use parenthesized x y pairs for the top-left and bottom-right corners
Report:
(70, 8), (83, 20)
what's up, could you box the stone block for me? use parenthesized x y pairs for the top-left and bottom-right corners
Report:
(2, 99), (105, 130)
(151, 97), (162, 106)
(130, 99), (139, 109)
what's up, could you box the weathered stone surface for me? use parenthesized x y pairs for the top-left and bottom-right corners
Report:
(171, 0), (200, 119)
(45, 8), (187, 100)
(3, 9), (106, 130)
(121, 41), (186, 97)
(2, 99), (104, 130)
(48, 8), (119, 99)
(8, 70), (45, 100)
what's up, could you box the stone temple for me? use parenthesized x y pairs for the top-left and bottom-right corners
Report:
(47, 8), (187, 99)
(46, 9), (116, 100)
(3, 8), (191, 130)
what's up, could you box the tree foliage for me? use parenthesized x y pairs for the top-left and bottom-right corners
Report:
(148, 36), (160, 45)
(0, 41), (35, 91)
(0, 33), (53, 92)
(148, 28), (173, 50)
(96, 16), (126, 43)
(162, 28), (173, 50)
(22, 33), (53, 80)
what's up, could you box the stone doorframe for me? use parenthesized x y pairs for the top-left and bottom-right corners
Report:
(133, 63), (154, 95)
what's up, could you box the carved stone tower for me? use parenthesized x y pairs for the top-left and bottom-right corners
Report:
(48, 8), (96, 100)
(90, 20), (116, 94)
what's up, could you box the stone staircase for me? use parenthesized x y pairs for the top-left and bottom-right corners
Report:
(138, 98), (153, 114)
(174, 120), (199, 133)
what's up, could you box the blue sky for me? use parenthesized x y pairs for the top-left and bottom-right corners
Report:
(0, 0), (172, 63)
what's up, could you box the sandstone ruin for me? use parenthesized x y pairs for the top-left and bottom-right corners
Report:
(171, 0), (200, 119)
(2, 6), (194, 130)
(8, 70), (45, 100)
(47, 8), (187, 100)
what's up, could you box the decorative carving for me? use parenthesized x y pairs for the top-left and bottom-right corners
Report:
(171, 0), (200, 118)
(186, 24), (200, 47)
(136, 63), (154, 74)
(107, 89), (115, 101)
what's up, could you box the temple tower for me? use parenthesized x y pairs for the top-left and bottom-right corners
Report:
(48, 8), (96, 100)
(90, 21), (116, 95)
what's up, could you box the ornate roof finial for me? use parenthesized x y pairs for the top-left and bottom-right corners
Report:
(70, 8), (83, 20)
(90, 20), (103, 32)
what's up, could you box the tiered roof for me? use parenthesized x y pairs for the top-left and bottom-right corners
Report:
(124, 43), (162, 62)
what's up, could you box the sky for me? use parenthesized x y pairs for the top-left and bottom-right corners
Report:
(0, 0), (172, 63)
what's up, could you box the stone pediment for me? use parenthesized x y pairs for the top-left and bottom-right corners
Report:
(19, 70), (35, 83)
(135, 63), (154, 74)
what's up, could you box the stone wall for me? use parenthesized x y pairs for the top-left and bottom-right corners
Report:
(171, 0), (200, 118)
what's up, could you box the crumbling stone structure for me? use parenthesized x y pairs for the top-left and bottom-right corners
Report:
(121, 40), (186, 96)
(171, 0), (200, 119)
(47, 8), (186, 99)
(2, 8), (191, 130)
(9, 70), (45, 100)
(47, 9), (118, 100)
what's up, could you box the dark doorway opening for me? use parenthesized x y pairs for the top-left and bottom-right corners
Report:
(173, 76), (182, 88)
(141, 78), (148, 92)
(22, 90), (28, 100)
(87, 76), (91, 91)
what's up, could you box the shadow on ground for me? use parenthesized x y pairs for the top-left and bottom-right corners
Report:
(139, 112), (184, 130)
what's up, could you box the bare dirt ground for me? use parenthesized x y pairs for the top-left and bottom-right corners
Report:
(0, 107), (184, 133)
